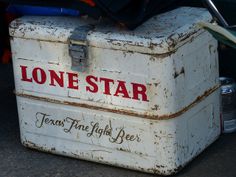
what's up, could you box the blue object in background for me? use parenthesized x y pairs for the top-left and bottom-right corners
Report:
(7, 4), (80, 16)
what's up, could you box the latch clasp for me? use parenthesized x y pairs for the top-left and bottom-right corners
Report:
(69, 25), (93, 72)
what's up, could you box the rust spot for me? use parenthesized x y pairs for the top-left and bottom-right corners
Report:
(48, 62), (59, 65)
(15, 85), (219, 120)
(18, 58), (34, 62)
(156, 165), (166, 168)
(9, 19), (23, 30)
(209, 44), (214, 55)
(22, 140), (55, 154)
(149, 50), (176, 60)
(179, 33), (192, 43)
(154, 82), (160, 87)
(147, 164), (183, 175)
(151, 105), (160, 111)
(173, 67), (185, 79)
(23, 140), (37, 148)
(117, 148), (131, 153)
(146, 168), (163, 175)
(148, 42), (159, 50)
(92, 43), (176, 60)
(167, 34), (178, 50)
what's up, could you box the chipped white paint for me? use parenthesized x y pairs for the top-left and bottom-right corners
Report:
(10, 7), (221, 175)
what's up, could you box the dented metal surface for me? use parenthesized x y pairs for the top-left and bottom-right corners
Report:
(11, 7), (221, 176)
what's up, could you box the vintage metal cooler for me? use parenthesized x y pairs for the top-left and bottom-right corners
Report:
(10, 7), (221, 175)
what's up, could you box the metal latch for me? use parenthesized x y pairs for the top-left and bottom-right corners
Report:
(69, 25), (93, 72)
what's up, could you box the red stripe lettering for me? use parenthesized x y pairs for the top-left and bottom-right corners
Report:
(67, 72), (79, 90)
(131, 83), (149, 102)
(86, 75), (98, 93)
(32, 67), (46, 84)
(20, 65), (32, 82)
(49, 70), (64, 87)
(100, 77), (114, 95)
(114, 80), (131, 99)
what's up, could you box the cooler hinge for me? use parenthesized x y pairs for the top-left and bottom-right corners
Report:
(69, 25), (93, 72)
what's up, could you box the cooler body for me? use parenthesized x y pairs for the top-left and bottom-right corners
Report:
(10, 7), (221, 175)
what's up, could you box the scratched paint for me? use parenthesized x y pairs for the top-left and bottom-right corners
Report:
(11, 7), (221, 175)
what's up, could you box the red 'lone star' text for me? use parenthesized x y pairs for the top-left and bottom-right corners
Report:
(20, 65), (149, 102)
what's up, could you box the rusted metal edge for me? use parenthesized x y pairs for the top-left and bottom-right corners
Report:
(11, 35), (175, 58)
(9, 35), (178, 58)
(22, 139), (168, 175)
(15, 85), (219, 120)
(10, 29), (205, 58)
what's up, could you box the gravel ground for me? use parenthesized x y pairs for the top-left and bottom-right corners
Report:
(0, 63), (236, 177)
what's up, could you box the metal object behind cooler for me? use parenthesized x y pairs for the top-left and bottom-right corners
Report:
(220, 77), (236, 133)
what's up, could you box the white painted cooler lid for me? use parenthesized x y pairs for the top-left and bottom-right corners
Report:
(9, 7), (212, 54)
